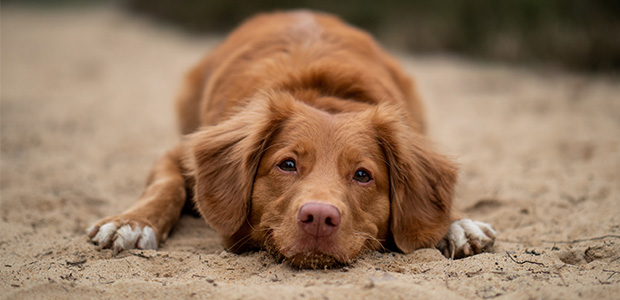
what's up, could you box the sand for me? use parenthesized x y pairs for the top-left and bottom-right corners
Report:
(1, 5), (619, 299)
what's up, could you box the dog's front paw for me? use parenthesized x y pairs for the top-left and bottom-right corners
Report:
(87, 216), (158, 253)
(436, 219), (496, 259)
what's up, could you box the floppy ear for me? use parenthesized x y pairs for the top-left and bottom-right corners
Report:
(371, 105), (457, 253)
(188, 93), (294, 240)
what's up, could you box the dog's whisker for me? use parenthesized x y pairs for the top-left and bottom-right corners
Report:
(226, 232), (255, 250)
(352, 230), (388, 252)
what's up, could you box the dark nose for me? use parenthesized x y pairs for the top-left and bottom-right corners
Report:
(298, 202), (341, 238)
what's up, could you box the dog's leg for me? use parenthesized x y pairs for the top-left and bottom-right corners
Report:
(436, 219), (497, 259)
(87, 145), (187, 253)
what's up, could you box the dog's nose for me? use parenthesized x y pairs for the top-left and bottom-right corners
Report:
(298, 202), (341, 238)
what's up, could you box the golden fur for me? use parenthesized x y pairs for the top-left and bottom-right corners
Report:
(89, 11), (463, 268)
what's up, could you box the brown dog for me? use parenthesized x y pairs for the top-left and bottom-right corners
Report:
(88, 11), (495, 268)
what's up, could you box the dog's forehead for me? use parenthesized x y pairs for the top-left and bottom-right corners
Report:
(277, 107), (380, 154)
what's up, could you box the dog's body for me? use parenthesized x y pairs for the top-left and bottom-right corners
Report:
(88, 11), (495, 268)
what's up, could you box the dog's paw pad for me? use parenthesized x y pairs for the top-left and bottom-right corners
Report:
(437, 219), (496, 259)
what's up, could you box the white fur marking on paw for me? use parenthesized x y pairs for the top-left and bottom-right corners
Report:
(442, 219), (496, 258)
(92, 222), (117, 247)
(137, 226), (157, 250)
(473, 220), (497, 239)
(113, 225), (142, 251)
(446, 221), (468, 250)
(459, 219), (491, 241)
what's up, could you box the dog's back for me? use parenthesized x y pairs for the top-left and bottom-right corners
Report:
(175, 10), (426, 134)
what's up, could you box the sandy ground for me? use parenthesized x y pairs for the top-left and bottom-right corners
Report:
(2, 5), (620, 299)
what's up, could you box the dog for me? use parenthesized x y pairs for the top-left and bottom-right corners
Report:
(88, 10), (496, 268)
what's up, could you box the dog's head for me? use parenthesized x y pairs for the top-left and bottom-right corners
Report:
(188, 91), (456, 268)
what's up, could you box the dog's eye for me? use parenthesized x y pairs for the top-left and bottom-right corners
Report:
(278, 159), (297, 172)
(353, 169), (372, 183)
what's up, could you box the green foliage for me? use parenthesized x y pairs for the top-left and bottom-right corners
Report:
(125, 0), (618, 71)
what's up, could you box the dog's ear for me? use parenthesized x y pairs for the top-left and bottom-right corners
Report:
(187, 92), (294, 240)
(371, 104), (457, 253)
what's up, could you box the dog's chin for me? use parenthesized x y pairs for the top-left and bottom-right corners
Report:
(285, 251), (345, 269)
(264, 239), (350, 269)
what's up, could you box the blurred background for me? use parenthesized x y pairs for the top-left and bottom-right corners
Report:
(7, 0), (619, 72)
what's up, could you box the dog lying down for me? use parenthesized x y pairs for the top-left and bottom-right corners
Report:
(88, 10), (496, 268)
